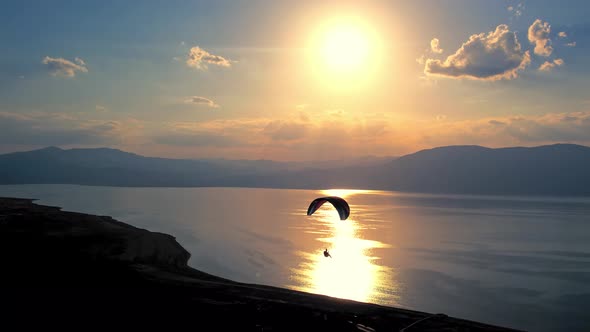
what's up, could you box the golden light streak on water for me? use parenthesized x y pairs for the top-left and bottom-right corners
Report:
(290, 189), (399, 305)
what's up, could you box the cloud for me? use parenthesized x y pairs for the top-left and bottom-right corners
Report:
(185, 96), (219, 108)
(489, 120), (506, 126)
(528, 19), (553, 57)
(424, 25), (530, 81)
(430, 38), (444, 54)
(420, 111), (590, 148)
(558, 32), (567, 38)
(147, 109), (590, 162)
(263, 120), (308, 141)
(566, 42), (577, 47)
(186, 46), (232, 69)
(42, 56), (88, 78)
(95, 105), (108, 112)
(539, 58), (564, 71)
(153, 120), (261, 148)
(507, 2), (524, 17)
(154, 132), (239, 147)
(498, 112), (590, 143)
(147, 115), (402, 160)
(0, 112), (120, 146)
(141, 107), (590, 161)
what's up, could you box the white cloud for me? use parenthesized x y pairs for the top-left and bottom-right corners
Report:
(528, 19), (553, 57)
(424, 25), (530, 81)
(558, 32), (567, 38)
(430, 38), (443, 54)
(185, 96), (220, 108)
(539, 58), (564, 71)
(566, 42), (576, 47)
(186, 46), (232, 69)
(42, 56), (88, 78)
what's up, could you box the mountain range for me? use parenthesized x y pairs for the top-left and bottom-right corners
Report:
(1, 144), (590, 196)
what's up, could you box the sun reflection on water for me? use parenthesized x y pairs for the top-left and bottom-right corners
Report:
(290, 189), (399, 305)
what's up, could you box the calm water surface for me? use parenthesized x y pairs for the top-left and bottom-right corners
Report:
(1, 185), (589, 331)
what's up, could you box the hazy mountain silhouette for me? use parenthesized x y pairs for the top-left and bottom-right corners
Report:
(371, 144), (590, 196)
(1, 144), (590, 196)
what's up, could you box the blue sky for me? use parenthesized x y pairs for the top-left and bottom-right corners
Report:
(1, 0), (589, 160)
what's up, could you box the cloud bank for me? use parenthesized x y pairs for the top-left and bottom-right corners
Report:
(424, 25), (530, 81)
(0, 112), (120, 146)
(42, 56), (88, 78)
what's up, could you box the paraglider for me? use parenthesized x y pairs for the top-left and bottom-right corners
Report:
(306, 196), (350, 221)
(323, 248), (332, 258)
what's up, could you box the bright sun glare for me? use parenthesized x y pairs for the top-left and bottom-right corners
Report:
(320, 24), (370, 72)
(310, 17), (381, 87)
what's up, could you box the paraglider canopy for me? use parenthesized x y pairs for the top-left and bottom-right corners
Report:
(307, 196), (350, 220)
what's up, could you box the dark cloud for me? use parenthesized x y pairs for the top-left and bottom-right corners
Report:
(186, 46), (232, 69)
(425, 25), (530, 81)
(42, 56), (88, 77)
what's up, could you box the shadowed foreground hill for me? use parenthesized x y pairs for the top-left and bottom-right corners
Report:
(0, 197), (518, 331)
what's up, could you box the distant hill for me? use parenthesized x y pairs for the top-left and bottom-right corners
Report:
(0, 146), (392, 188)
(1, 144), (590, 196)
(371, 144), (590, 196)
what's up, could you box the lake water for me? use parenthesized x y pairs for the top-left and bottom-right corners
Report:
(1, 184), (589, 331)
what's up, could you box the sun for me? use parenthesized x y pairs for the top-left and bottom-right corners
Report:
(320, 24), (370, 72)
(309, 17), (381, 87)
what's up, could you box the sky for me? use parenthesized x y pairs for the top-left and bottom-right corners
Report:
(1, 0), (590, 161)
